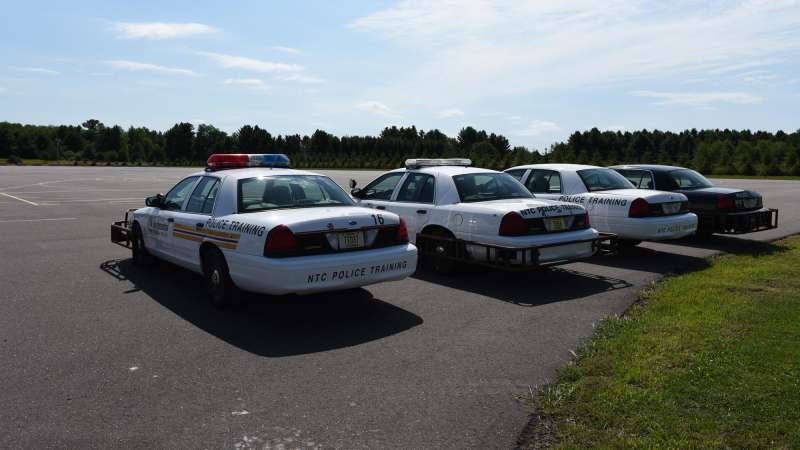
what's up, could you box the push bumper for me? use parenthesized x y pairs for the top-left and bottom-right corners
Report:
(225, 243), (418, 295)
(611, 213), (698, 241)
(416, 231), (617, 271)
(110, 209), (138, 248)
(696, 207), (778, 234)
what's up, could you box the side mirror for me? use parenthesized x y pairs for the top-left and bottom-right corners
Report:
(350, 188), (362, 198)
(348, 179), (358, 189)
(145, 194), (164, 208)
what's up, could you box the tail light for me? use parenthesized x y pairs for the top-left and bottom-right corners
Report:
(499, 212), (527, 236)
(583, 212), (590, 228)
(629, 198), (650, 218)
(264, 225), (298, 256)
(717, 195), (735, 210)
(396, 218), (409, 243)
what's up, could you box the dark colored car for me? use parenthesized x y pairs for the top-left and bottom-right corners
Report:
(609, 164), (778, 235)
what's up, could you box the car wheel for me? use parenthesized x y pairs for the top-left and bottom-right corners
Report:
(423, 228), (458, 275)
(203, 248), (238, 309)
(131, 223), (151, 266)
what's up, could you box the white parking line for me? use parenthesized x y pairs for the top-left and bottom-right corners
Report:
(0, 193), (39, 206)
(0, 217), (77, 223)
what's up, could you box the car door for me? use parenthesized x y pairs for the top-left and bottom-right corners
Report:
(384, 172), (435, 241)
(154, 176), (201, 263)
(522, 169), (563, 200)
(355, 172), (406, 212)
(170, 176), (222, 271)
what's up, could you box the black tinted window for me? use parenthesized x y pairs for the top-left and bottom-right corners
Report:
(525, 170), (562, 194)
(670, 169), (713, 189)
(577, 169), (633, 192)
(238, 175), (354, 212)
(397, 173), (435, 203)
(616, 169), (654, 189)
(452, 173), (532, 203)
(361, 172), (405, 200)
(186, 177), (221, 214)
(505, 169), (526, 181)
(164, 176), (199, 210)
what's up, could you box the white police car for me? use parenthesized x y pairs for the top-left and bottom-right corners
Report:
(504, 164), (698, 246)
(349, 159), (615, 273)
(111, 154), (417, 307)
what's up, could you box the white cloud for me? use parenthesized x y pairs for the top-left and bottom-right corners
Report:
(355, 100), (400, 117)
(272, 46), (303, 55)
(349, 1), (800, 106)
(276, 73), (324, 84)
(107, 60), (199, 76)
(631, 90), (763, 107)
(437, 108), (465, 118)
(0, 86), (7, 94)
(515, 120), (561, 136)
(112, 22), (217, 39)
(197, 51), (302, 73)
(223, 78), (270, 91)
(17, 67), (60, 75)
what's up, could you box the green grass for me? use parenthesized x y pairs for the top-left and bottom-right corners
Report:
(521, 236), (800, 449)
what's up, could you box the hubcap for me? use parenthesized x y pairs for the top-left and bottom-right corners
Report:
(210, 269), (221, 287)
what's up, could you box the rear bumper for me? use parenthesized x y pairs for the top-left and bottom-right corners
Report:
(225, 243), (418, 295)
(696, 208), (778, 234)
(609, 213), (698, 241)
(416, 231), (617, 271)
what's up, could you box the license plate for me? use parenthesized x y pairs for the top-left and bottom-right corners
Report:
(545, 217), (567, 231)
(662, 202), (681, 214)
(337, 231), (365, 249)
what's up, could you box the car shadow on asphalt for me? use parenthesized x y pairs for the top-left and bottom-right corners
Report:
(587, 245), (712, 274)
(673, 234), (789, 256)
(99, 258), (423, 357)
(412, 265), (632, 307)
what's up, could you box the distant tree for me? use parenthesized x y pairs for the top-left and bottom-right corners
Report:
(164, 123), (195, 161)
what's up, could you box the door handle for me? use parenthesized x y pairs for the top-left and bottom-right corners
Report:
(416, 209), (427, 214)
(166, 218), (174, 223)
(376, 205), (386, 210)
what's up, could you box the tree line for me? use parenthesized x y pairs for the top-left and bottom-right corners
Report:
(1, 120), (799, 176)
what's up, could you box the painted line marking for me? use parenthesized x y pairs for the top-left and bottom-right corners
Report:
(0, 192), (39, 206)
(0, 217), (77, 223)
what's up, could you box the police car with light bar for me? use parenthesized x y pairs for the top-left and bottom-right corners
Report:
(111, 154), (417, 307)
(504, 164), (698, 246)
(349, 159), (615, 273)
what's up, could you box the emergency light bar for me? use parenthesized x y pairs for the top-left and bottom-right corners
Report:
(405, 158), (472, 169)
(206, 153), (291, 170)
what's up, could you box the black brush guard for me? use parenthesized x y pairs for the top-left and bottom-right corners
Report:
(697, 208), (778, 234)
(416, 232), (617, 271)
(110, 209), (138, 248)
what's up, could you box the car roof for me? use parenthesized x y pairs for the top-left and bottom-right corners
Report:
(189, 167), (322, 179)
(507, 163), (602, 172)
(389, 165), (499, 176)
(609, 164), (687, 172)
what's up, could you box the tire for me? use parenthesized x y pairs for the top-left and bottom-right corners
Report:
(422, 228), (458, 275)
(130, 223), (151, 267)
(202, 247), (239, 309)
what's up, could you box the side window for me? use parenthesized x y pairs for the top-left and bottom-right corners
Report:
(525, 170), (561, 194)
(164, 176), (199, 210)
(617, 170), (653, 189)
(361, 173), (405, 200)
(396, 173), (435, 203)
(186, 177), (221, 214)
(506, 169), (526, 181)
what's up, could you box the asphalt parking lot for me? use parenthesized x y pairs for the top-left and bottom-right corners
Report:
(1, 166), (798, 449)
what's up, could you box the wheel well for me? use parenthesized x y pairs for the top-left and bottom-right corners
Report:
(419, 224), (454, 238)
(199, 242), (221, 269)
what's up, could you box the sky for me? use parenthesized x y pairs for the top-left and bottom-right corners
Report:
(1, 0), (799, 150)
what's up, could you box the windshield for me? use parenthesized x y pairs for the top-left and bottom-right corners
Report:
(238, 175), (354, 212)
(452, 172), (533, 203)
(577, 168), (634, 192)
(669, 169), (713, 189)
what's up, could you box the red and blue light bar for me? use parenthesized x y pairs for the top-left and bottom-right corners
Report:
(206, 153), (291, 170)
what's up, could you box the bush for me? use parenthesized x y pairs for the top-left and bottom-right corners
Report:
(8, 154), (23, 165)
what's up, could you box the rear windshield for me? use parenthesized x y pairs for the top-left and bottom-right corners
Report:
(669, 169), (713, 189)
(452, 173), (532, 203)
(577, 168), (634, 192)
(238, 175), (354, 212)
